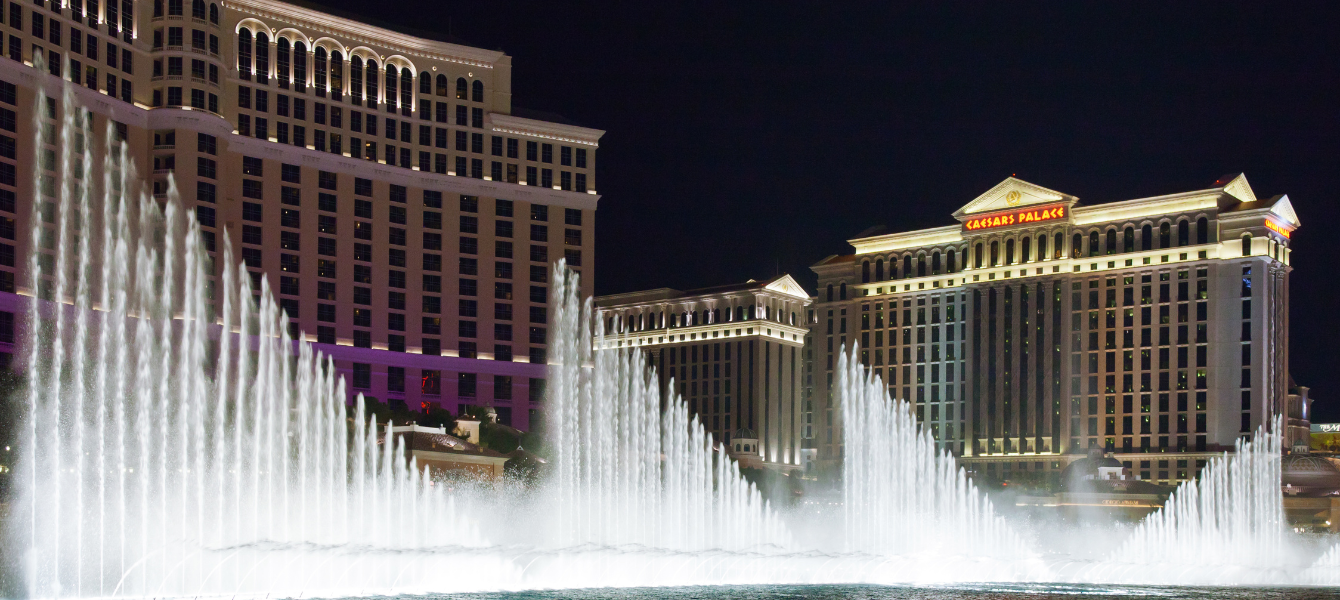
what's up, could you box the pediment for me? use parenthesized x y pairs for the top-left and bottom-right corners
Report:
(764, 274), (810, 300)
(1220, 173), (1258, 203)
(1270, 195), (1300, 227)
(953, 177), (1076, 219)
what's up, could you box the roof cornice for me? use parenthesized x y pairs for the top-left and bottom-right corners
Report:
(222, 0), (506, 68)
(490, 114), (605, 147)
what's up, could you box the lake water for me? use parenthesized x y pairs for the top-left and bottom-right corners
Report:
(434, 584), (1340, 600)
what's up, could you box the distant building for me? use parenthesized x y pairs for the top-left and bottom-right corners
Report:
(810, 174), (1299, 486)
(595, 275), (812, 471)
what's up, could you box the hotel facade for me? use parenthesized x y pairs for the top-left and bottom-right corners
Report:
(809, 175), (1298, 485)
(595, 275), (813, 471)
(0, 0), (603, 429)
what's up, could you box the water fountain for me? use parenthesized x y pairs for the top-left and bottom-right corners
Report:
(7, 62), (1340, 599)
(836, 345), (1047, 580)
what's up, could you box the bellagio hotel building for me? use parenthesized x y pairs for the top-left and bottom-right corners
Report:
(809, 174), (1299, 485)
(0, 0), (603, 430)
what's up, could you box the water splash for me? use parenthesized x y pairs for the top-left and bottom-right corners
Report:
(836, 345), (1045, 580)
(548, 264), (791, 552)
(15, 61), (483, 600)
(1075, 417), (1293, 584)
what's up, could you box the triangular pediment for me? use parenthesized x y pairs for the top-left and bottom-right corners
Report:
(954, 177), (1076, 219)
(1220, 173), (1258, 203)
(1270, 194), (1300, 227)
(764, 274), (810, 300)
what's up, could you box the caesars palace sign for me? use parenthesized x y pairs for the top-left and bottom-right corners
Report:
(963, 203), (1069, 232)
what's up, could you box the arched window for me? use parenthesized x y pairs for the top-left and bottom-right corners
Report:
(736, 306), (745, 320)
(1020, 237), (1031, 264)
(1005, 239), (1015, 265)
(364, 59), (378, 108)
(329, 50), (343, 100)
(1037, 235), (1048, 261)
(1124, 226), (1135, 252)
(714, 308), (721, 323)
(1159, 222), (1171, 248)
(1242, 233), (1252, 257)
(255, 32), (270, 84)
(874, 259), (884, 281)
(293, 42), (307, 92)
(890, 258), (898, 279)
(947, 248), (957, 273)
(903, 255), (913, 278)
(1053, 232), (1064, 259)
(191, 0), (204, 19)
(350, 56), (363, 104)
(840, 283), (847, 300)
(826, 284), (833, 302)
(313, 47), (327, 95)
(436, 74), (448, 96)
(990, 241), (999, 266)
(1089, 231), (1100, 257)
(385, 65), (398, 110)
(456, 77), (468, 99)
(1177, 219), (1189, 246)
(472, 80), (484, 102)
(237, 28), (252, 80)
(1197, 217), (1210, 244)
(1105, 228), (1116, 255)
(974, 243), (983, 268)
(1142, 224), (1152, 251)
(419, 71), (431, 94)
(276, 38), (291, 89)
(400, 70), (412, 114)
(209, 2), (218, 24)
(1071, 233), (1083, 258)
(861, 261), (870, 283)
(932, 252), (941, 275)
(917, 255), (927, 277)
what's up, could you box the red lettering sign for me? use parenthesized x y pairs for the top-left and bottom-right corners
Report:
(1264, 219), (1292, 239)
(963, 204), (1068, 232)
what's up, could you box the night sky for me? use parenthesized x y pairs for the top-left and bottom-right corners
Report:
(312, 1), (1340, 419)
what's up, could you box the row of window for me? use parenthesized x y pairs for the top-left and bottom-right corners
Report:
(236, 28), (487, 111)
(852, 217), (1224, 286)
(348, 364), (542, 405)
(151, 0), (219, 23)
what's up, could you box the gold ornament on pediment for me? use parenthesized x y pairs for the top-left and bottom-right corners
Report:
(1005, 190), (1022, 206)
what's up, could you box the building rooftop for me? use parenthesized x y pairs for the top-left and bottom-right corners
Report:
(596, 274), (811, 307)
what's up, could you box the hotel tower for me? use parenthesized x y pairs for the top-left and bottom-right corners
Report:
(0, 0), (604, 429)
(809, 175), (1298, 485)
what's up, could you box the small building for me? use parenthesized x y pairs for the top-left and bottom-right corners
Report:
(595, 274), (812, 472)
(382, 423), (509, 479)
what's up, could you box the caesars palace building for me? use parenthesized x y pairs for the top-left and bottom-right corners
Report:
(809, 175), (1299, 485)
(0, 0), (603, 429)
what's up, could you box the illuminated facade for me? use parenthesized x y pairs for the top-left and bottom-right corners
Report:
(0, 0), (604, 429)
(595, 275), (812, 470)
(809, 174), (1299, 485)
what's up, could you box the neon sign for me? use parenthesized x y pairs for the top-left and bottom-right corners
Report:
(1264, 219), (1292, 239)
(963, 204), (1067, 232)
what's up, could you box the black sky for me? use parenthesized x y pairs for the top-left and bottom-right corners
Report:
(313, 1), (1340, 419)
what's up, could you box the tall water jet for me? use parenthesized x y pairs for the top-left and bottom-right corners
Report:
(836, 344), (1044, 581)
(1099, 416), (1289, 584)
(547, 262), (791, 552)
(13, 65), (484, 600)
